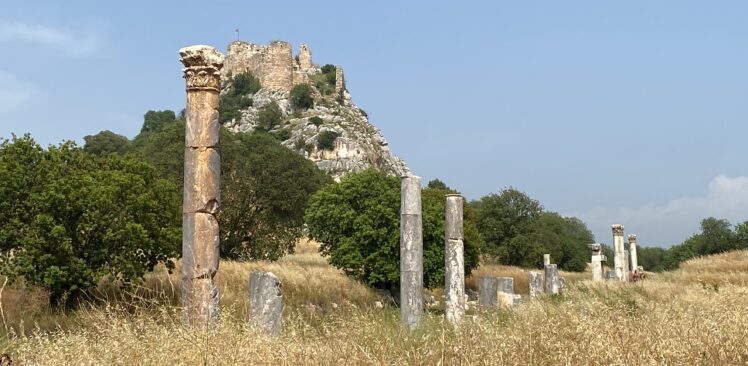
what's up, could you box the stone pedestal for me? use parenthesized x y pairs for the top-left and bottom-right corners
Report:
(589, 243), (605, 282)
(248, 272), (283, 337)
(400, 176), (423, 329)
(444, 194), (466, 324)
(179, 45), (224, 328)
(529, 272), (543, 297)
(478, 276), (499, 307)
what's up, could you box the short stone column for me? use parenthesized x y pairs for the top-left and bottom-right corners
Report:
(628, 234), (639, 276)
(400, 176), (423, 329)
(589, 243), (605, 282)
(529, 272), (543, 297)
(478, 276), (499, 307)
(248, 272), (283, 337)
(179, 45), (225, 328)
(544, 264), (561, 294)
(543, 254), (551, 267)
(444, 194), (466, 324)
(612, 224), (627, 282)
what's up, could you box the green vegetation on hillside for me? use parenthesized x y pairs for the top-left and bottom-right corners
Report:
(220, 71), (260, 124)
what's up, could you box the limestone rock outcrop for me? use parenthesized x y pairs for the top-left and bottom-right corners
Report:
(221, 40), (409, 180)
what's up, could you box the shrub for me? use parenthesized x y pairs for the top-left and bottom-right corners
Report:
(309, 116), (324, 126)
(220, 72), (260, 123)
(316, 131), (340, 150)
(257, 101), (283, 131)
(271, 128), (292, 142)
(321, 64), (336, 74)
(290, 84), (314, 110)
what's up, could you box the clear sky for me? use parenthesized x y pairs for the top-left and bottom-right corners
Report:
(2, 1), (748, 248)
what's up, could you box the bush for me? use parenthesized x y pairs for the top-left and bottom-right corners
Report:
(290, 84), (314, 110)
(220, 72), (260, 124)
(309, 116), (323, 126)
(304, 170), (481, 289)
(321, 64), (336, 74)
(316, 131), (340, 150)
(271, 128), (292, 142)
(257, 101), (283, 131)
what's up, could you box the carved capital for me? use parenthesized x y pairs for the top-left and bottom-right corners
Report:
(628, 234), (637, 243)
(179, 45), (225, 92)
(588, 243), (602, 253)
(611, 224), (624, 236)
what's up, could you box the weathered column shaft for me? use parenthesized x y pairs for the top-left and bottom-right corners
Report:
(589, 243), (604, 282)
(248, 271), (283, 337)
(529, 272), (543, 297)
(180, 45), (224, 328)
(400, 176), (423, 329)
(544, 264), (560, 294)
(629, 234), (639, 273)
(444, 194), (466, 324)
(612, 224), (626, 282)
(543, 254), (551, 267)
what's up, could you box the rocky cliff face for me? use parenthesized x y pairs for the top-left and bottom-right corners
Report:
(221, 40), (409, 180)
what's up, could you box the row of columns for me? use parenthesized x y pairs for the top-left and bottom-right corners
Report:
(590, 225), (642, 282)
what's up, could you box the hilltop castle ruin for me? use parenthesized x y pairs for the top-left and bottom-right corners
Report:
(223, 40), (346, 94)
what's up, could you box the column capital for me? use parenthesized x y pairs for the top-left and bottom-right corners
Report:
(628, 234), (637, 243)
(179, 45), (225, 92)
(611, 224), (624, 236)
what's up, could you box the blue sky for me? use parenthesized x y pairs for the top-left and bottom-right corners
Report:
(2, 1), (748, 247)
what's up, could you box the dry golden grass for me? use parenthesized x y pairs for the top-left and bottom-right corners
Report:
(2, 249), (748, 365)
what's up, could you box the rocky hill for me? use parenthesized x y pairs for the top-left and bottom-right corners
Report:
(220, 40), (409, 180)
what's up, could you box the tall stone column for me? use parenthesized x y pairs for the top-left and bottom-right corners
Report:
(543, 254), (551, 267)
(444, 194), (466, 325)
(588, 243), (605, 282)
(179, 45), (225, 328)
(628, 234), (639, 275)
(400, 176), (423, 329)
(612, 224), (626, 282)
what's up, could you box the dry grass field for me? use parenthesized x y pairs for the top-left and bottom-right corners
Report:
(1, 243), (748, 365)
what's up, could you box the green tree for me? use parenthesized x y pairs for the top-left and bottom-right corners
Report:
(0, 135), (181, 305)
(219, 72), (259, 124)
(426, 178), (450, 190)
(220, 131), (331, 260)
(305, 170), (481, 290)
(128, 118), (185, 185)
(473, 188), (543, 260)
(290, 84), (314, 110)
(141, 110), (178, 133)
(637, 246), (667, 272)
(257, 101), (283, 131)
(83, 130), (130, 156)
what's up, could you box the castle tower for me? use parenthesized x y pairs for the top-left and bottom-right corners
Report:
(335, 66), (346, 95)
(262, 41), (294, 91)
(298, 43), (313, 71)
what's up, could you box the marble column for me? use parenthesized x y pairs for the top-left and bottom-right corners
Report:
(612, 224), (626, 282)
(444, 194), (466, 324)
(400, 176), (423, 329)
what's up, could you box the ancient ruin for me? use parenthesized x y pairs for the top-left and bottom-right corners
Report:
(248, 271), (283, 337)
(444, 194), (466, 324)
(589, 243), (606, 281)
(612, 224), (627, 282)
(544, 264), (562, 295)
(179, 45), (224, 328)
(529, 272), (543, 297)
(478, 276), (519, 307)
(629, 234), (639, 278)
(543, 254), (551, 267)
(400, 176), (423, 329)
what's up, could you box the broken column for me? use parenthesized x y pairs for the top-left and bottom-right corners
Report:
(543, 254), (551, 267)
(544, 264), (561, 295)
(248, 271), (283, 337)
(478, 276), (499, 307)
(624, 249), (630, 281)
(629, 234), (639, 277)
(179, 45), (224, 328)
(444, 194), (466, 324)
(400, 176), (423, 329)
(529, 272), (543, 297)
(589, 243), (605, 282)
(612, 224), (627, 282)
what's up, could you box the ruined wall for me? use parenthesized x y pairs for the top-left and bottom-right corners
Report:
(298, 43), (313, 71)
(262, 41), (295, 91)
(223, 41), (265, 80)
(335, 66), (346, 94)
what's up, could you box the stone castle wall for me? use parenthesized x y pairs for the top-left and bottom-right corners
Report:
(223, 40), (326, 92)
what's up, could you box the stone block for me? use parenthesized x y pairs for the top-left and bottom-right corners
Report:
(249, 271), (283, 337)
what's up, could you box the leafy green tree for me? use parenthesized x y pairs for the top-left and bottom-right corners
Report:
(426, 178), (449, 190)
(128, 118), (185, 185)
(305, 170), (481, 289)
(219, 72), (259, 124)
(83, 130), (130, 156)
(662, 241), (696, 270)
(0, 135), (180, 305)
(473, 188), (543, 260)
(257, 101), (283, 131)
(637, 246), (667, 272)
(317, 131), (340, 150)
(220, 131), (331, 260)
(141, 110), (178, 133)
(290, 84), (314, 110)
(690, 217), (736, 256)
